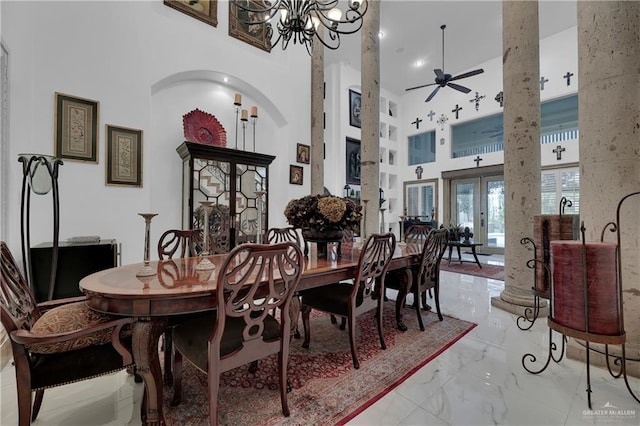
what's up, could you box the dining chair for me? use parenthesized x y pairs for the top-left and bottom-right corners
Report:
(0, 242), (136, 426)
(402, 223), (435, 301)
(300, 233), (396, 369)
(404, 224), (433, 244)
(265, 227), (302, 338)
(157, 228), (203, 384)
(171, 242), (303, 424)
(385, 228), (449, 331)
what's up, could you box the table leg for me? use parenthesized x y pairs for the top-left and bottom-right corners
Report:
(471, 246), (483, 268)
(394, 268), (412, 332)
(447, 245), (453, 264)
(456, 246), (462, 264)
(132, 318), (167, 426)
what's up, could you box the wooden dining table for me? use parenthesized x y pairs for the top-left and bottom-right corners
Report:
(80, 241), (422, 425)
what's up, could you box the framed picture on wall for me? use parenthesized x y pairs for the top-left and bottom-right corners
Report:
(289, 165), (303, 185)
(228, 1), (272, 52)
(296, 143), (310, 164)
(105, 125), (143, 187)
(54, 92), (99, 163)
(164, 0), (218, 27)
(349, 89), (361, 128)
(346, 137), (361, 185)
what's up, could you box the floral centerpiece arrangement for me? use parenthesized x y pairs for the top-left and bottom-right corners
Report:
(284, 194), (362, 234)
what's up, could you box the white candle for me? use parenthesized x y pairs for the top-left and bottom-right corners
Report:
(241, 109), (248, 120)
(250, 106), (258, 117)
(234, 93), (242, 105)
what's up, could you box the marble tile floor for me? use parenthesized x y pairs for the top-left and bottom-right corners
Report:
(2, 267), (638, 426)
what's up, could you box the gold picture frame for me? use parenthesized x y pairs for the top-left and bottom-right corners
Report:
(164, 0), (218, 27)
(229, 1), (272, 52)
(296, 143), (310, 164)
(54, 92), (99, 163)
(105, 124), (143, 187)
(289, 165), (303, 185)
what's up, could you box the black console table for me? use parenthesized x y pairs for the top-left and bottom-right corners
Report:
(447, 241), (483, 268)
(30, 239), (118, 302)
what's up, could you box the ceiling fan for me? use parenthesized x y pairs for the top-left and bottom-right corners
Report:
(406, 24), (484, 102)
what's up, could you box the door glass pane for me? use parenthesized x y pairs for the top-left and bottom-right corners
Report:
(420, 185), (434, 217)
(486, 180), (505, 248)
(455, 183), (474, 233)
(407, 187), (418, 216)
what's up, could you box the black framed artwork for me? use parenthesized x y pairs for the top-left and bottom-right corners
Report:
(289, 165), (303, 185)
(349, 89), (361, 128)
(345, 137), (361, 185)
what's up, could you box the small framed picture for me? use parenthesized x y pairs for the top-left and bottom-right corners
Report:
(228, 1), (272, 52)
(164, 0), (218, 27)
(105, 125), (143, 187)
(296, 143), (310, 164)
(349, 89), (361, 128)
(54, 92), (99, 163)
(289, 165), (303, 185)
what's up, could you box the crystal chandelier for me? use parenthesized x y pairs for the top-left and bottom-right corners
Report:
(231, 0), (368, 54)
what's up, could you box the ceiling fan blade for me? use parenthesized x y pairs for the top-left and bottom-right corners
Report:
(447, 82), (472, 93)
(405, 82), (438, 91)
(450, 68), (484, 81)
(425, 85), (441, 102)
(434, 69), (445, 80)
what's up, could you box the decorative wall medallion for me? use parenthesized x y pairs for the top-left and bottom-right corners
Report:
(183, 109), (227, 147)
(437, 114), (448, 131)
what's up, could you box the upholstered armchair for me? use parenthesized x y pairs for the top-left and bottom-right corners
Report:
(0, 242), (136, 426)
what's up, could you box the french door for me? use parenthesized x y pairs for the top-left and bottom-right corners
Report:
(451, 176), (504, 254)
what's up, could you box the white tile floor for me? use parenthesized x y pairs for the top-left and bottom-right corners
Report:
(2, 255), (639, 425)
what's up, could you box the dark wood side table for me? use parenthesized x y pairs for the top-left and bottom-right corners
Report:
(447, 241), (483, 268)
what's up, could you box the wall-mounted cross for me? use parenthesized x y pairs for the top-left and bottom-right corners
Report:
(469, 92), (485, 112)
(427, 110), (435, 121)
(563, 71), (574, 86)
(540, 76), (549, 90)
(495, 91), (504, 107)
(411, 117), (423, 129)
(452, 104), (462, 119)
(437, 114), (448, 131)
(474, 156), (483, 167)
(415, 165), (423, 179)
(552, 145), (566, 160)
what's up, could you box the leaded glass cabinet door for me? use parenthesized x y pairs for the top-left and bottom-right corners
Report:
(177, 142), (275, 254)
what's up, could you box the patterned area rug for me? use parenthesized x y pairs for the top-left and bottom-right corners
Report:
(440, 261), (505, 280)
(163, 304), (476, 425)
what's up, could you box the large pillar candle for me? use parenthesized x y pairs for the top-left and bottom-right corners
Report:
(551, 241), (620, 336)
(533, 214), (579, 296)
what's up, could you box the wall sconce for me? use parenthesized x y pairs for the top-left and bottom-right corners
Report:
(440, 137), (445, 145)
(379, 187), (385, 207)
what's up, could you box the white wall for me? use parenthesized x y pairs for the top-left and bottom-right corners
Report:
(397, 26), (579, 221)
(1, 1), (311, 264)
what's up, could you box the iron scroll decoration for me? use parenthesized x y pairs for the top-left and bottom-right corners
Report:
(18, 154), (63, 300)
(230, 0), (368, 54)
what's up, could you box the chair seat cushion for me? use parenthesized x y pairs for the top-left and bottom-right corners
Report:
(172, 313), (281, 372)
(300, 282), (363, 316)
(27, 301), (129, 354)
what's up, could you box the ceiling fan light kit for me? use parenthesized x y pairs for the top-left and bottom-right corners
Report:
(406, 24), (484, 102)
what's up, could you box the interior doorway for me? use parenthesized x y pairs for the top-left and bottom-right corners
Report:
(450, 175), (504, 254)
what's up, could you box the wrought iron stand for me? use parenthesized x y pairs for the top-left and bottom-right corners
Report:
(522, 192), (640, 409)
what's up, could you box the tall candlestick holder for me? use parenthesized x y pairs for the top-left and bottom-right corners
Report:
(250, 109), (258, 152)
(362, 199), (369, 240)
(196, 201), (215, 271)
(256, 190), (266, 243)
(233, 94), (241, 150)
(241, 110), (248, 151)
(379, 208), (386, 233)
(136, 213), (158, 277)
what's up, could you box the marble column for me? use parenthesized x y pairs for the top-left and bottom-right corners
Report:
(491, 1), (543, 316)
(310, 26), (325, 196)
(360, 0), (380, 237)
(567, 1), (640, 377)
